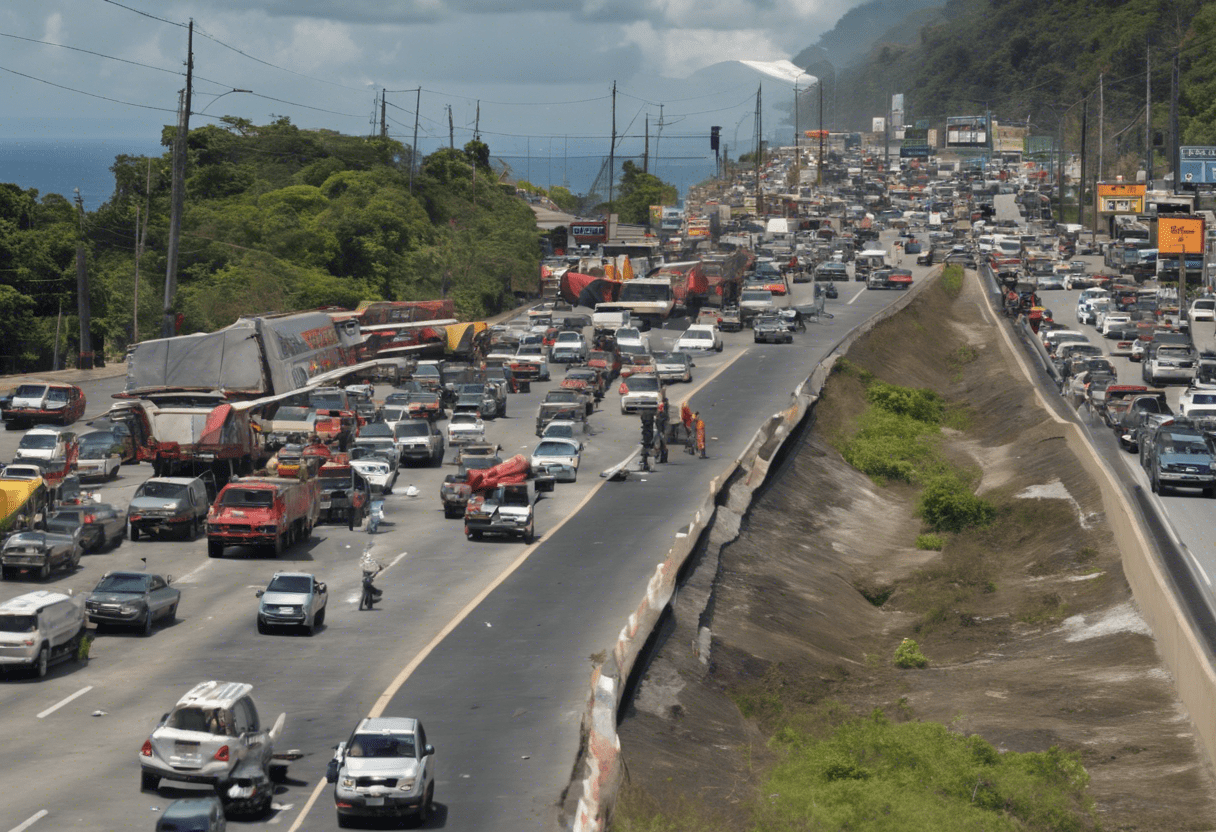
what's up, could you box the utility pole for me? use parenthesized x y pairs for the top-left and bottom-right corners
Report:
(654, 103), (664, 180)
(162, 18), (192, 338)
(1079, 98), (1088, 230)
(1170, 49), (1180, 195)
(134, 158), (151, 343)
(53, 301), (62, 372)
(818, 80), (824, 187)
(380, 88), (387, 139)
(1098, 72), (1104, 182)
(73, 189), (93, 369)
(754, 85), (762, 216)
(643, 115), (649, 174)
(608, 81), (616, 209)
(474, 101), (480, 140)
(410, 87), (420, 193)
(1146, 41), (1153, 185)
(448, 105), (454, 149)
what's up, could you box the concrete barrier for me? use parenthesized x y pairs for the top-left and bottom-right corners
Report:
(565, 271), (940, 832)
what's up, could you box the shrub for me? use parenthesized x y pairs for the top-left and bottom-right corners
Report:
(866, 381), (943, 424)
(918, 474), (995, 532)
(942, 263), (964, 296)
(916, 533), (945, 550)
(840, 408), (941, 483)
(894, 637), (929, 668)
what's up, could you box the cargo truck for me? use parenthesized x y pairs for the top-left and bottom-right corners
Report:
(206, 477), (320, 558)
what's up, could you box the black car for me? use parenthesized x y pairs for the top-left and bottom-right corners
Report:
(916, 250), (935, 266)
(45, 504), (126, 553)
(86, 570), (181, 634)
(904, 241), (923, 254)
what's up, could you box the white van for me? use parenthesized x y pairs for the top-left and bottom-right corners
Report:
(0, 590), (86, 677)
(976, 234), (996, 253)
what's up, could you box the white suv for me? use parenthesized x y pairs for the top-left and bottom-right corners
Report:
(674, 324), (723, 353)
(1101, 314), (1132, 338)
(1190, 297), (1216, 323)
(328, 717), (436, 826)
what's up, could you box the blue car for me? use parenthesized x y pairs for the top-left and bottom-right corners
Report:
(155, 796), (226, 831)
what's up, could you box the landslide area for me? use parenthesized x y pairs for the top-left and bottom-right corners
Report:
(612, 270), (1216, 831)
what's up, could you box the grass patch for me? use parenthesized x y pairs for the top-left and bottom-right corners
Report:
(918, 473), (996, 533)
(941, 263), (965, 297)
(916, 533), (945, 551)
(894, 637), (929, 668)
(1020, 592), (1069, 625)
(757, 711), (1097, 832)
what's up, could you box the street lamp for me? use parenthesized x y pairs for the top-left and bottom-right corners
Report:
(196, 88), (253, 116)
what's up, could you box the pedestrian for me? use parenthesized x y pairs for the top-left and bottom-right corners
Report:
(654, 431), (668, 464)
(694, 412), (707, 459)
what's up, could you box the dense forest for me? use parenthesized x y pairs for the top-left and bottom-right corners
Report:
(799, 0), (1215, 176)
(0, 118), (543, 373)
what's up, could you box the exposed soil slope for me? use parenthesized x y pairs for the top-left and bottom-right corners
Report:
(613, 271), (1216, 831)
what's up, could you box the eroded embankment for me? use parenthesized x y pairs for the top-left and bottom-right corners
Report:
(612, 270), (1216, 831)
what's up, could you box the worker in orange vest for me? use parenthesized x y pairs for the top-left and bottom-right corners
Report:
(694, 412), (707, 459)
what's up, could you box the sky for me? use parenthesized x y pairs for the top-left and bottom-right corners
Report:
(0, 0), (860, 177)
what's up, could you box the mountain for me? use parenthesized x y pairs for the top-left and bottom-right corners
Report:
(792, 0), (943, 68)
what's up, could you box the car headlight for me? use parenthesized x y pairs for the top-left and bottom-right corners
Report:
(342, 777), (355, 788)
(120, 603), (141, 614)
(257, 525), (277, 533)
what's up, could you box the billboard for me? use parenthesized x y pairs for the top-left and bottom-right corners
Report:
(872, 117), (886, 133)
(1180, 146), (1216, 185)
(1096, 182), (1145, 215)
(994, 125), (1025, 153)
(946, 115), (988, 147)
(1158, 215), (1205, 254)
(900, 127), (930, 158)
(570, 221), (608, 245)
(891, 94), (904, 130)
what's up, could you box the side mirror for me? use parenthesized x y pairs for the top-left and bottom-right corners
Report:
(325, 758), (340, 783)
(255, 589), (264, 598)
(424, 744), (435, 757)
(316, 583), (326, 594)
(166, 575), (173, 584)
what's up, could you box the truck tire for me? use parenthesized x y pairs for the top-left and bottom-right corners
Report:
(38, 562), (50, 581)
(274, 532), (285, 557)
(129, 523), (140, 541)
(35, 644), (49, 678)
(208, 540), (224, 558)
(141, 610), (154, 637)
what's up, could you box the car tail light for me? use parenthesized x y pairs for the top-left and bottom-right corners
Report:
(213, 745), (229, 762)
(141, 739), (153, 757)
(83, 515), (95, 523)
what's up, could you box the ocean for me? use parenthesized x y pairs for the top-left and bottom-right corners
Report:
(0, 135), (720, 212)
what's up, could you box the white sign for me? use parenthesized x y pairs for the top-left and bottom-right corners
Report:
(872, 117), (886, 133)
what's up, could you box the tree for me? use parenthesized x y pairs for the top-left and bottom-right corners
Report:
(548, 186), (579, 213)
(613, 161), (677, 224)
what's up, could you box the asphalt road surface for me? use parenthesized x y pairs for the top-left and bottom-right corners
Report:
(0, 233), (928, 831)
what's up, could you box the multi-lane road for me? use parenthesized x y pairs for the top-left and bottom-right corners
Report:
(0, 237), (928, 831)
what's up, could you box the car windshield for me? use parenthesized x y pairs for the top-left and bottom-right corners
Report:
(309, 394), (344, 410)
(382, 407), (407, 422)
(683, 330), (712, 340)
(267, 575), (312, 593)
(136, 482), (188, 500)
(617, 329), (640, 341)
(78, 433), (116, 457)
(18, 434), (57, 450)
(414, 366), (441, 379)
(625, 377), (660, 392)
(14, 384), (46, 398)
(1162, 435), (1209, 455)
(546, 391), (578, 403)
(0, 615), (38, 632)
(1192, 394), (1216, 405)
(46, 388), (68, 403)
(535, 441), (576, 456)
(168, 706), (235, 736)
(94, 573), (149, 593)
(741, 291), (771, 302)
(395, 422), (429, 437)
(220, 488), (274, 507)
(348, 734), (416, 758)
(461, 457), (500, 472)
(544, 424), (574, 439)
(451, 414), (480, 425)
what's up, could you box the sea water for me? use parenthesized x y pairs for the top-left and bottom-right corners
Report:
(0, 137), (164, 210)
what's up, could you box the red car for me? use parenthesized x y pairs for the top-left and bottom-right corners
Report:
(4, 382), (86, 428)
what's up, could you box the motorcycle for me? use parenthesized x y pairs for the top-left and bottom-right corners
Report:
(359, 548), (383, 610)
(367, 499), (385, 534)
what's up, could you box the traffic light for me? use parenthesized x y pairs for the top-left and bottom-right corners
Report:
(710, 126), (720, 151)
(640, 413), (655, 446)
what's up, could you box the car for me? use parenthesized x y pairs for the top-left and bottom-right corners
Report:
(4, 382), (86, 428)
(904, 241), (923, 254)
(46, 504), (126, 553)
(155, 797), (227, 832)
(673, 324), (723, 354)
(350, 455), (397, 496)
(447, 412), (486, 445)
(916, 249), (935, 266)
(654, 351), (694, 383)
(74, 430), (124, 481)
(531, 437), (582, 482)
(392, 419), (444, 466)
(1100, 313), (1132, 338)
(541, 419), (585, 443)
(256, 572), (327, 635)
(738, 289), (776, 323)
(619, 374), (666, 414)
(128, 475), (216, 541)
(1178, 382), (1216, 417)
(550, 330), (588, 364)
(1038, 274), (1065, 290)
(0, 530), (82, 580)
(614, 327), (648, 351)
(14, 426), (78, 466)
(1141, 421), (1216, 496)
(753, 314), (794, 343)
(85, 570), (180, 634)
(1190, 297), (1216, 323)
(139, 680), (285, 818)
(327, 717), (436, 827)
(513, 344), (552, 381)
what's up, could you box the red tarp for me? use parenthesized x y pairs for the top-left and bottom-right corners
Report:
(199, 403), (232, 447)
(466, 454), (530, 492)
(560, 273), (621, 307)
(356, 300), (455, 326)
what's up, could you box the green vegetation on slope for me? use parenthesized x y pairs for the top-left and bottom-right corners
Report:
(0, 118), (541, 372)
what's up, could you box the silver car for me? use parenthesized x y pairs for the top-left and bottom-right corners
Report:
(256, 572), (327, 635)
(328, 717), (436, 826)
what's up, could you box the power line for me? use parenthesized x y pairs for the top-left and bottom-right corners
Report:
(191, 25), (366, 93)
(0, 63), (177, 113)
(0, 30), (179, 76)
(99, 0), (188, 28)
(243, 91), (363, 119)
(415, 88), (612, 107)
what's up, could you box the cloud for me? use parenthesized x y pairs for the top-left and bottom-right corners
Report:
(42, 12), (64, 44)
(621, 23), (787, 78)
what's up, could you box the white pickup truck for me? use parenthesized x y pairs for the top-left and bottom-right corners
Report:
(0, 590), (86, 677)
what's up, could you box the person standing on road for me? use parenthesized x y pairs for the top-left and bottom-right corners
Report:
(694, 412), (707, 459)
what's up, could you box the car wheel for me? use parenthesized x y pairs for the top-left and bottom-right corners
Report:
(315, 606), (325, 627)
(38, 562), (50, 581)
(304, 619), (315, 637)
(108, 465), (119, 481)
(419, 783), (434, 823)
(129, 524), (140, 542)
(257, 618), (268, 635)
(337, 814), (353, 829)
(165, 604), (177, 623)
(35, 644), (49, 678)
(140, 771), (160, 792)
(141, 610), (154, 637)
(208, 540), (224, 558)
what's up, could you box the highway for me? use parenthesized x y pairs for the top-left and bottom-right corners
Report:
(0, 237), (927, 831)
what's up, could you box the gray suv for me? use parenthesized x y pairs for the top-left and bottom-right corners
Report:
(128, 474), (216, 540)
(327, 717), (436, 826)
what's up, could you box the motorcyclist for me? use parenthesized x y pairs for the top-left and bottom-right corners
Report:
(359, 548), (383, 610)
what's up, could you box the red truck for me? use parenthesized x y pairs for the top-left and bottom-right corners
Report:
(206, 476), (320, 558)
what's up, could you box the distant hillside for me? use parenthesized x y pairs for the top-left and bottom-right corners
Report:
(792, 0), (941, 68)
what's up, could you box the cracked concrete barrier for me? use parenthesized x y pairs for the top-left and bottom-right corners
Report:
(565, 270), (941, 832)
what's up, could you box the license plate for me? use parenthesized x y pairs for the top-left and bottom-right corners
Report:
(175, 740), (199, 752)
(279, 607), (293, 613)
(364, 797), (385, 806)
(320, 500), (331, 508)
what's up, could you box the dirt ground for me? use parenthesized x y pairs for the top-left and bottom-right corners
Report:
(613, 271), (1216, 831)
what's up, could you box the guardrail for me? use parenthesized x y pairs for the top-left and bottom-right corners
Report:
(566, 273), (940, 832)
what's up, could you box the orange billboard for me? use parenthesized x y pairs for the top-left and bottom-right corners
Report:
(1158, 215), (1205, 255)
(1096, 182), (1145, 214)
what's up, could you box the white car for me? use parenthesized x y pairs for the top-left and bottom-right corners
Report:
(447, 412), (485, 445)
(1178, 383), (1216, 417)
(1077, 299), (1110, 327)
(619, 374), (666, 414)
(530, 437), (581, 482)
(74, 430), (123, 481)
(673, 324), (723, 354)
(350, 457), (396, 495)
(514, 344), (552, 381)
(614, 327), (648, 351)
(1190, 298), (1216, 323)
(380, 405), (410, 430)
(1100, 313), (1131, 337)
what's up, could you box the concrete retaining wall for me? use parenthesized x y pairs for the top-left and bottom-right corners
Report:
(566, 277), (939, 832)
